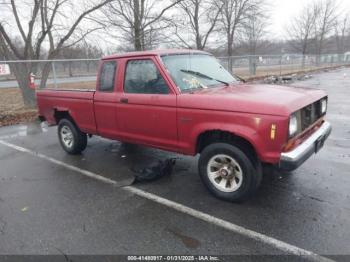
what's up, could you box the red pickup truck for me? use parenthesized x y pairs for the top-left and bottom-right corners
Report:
(37, 49), (331, 202)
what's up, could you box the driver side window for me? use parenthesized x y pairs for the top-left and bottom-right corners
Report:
(124, 59), (169, 94)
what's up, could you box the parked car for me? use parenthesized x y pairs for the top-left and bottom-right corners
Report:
(36, 49), (331, 202)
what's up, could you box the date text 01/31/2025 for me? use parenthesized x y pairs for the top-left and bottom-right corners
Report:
(127, 255), (219, 261)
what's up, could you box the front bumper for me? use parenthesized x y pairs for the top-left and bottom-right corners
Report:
(279, 121), (332, 171)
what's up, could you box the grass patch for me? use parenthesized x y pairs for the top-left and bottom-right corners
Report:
(0, 88), (38, 127)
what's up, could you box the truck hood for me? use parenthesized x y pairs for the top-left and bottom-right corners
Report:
(177, 83), (327, 116)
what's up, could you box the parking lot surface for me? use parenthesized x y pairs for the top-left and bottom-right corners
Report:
(0, 68), (350, 261)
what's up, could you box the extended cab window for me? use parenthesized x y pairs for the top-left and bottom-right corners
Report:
(124, 59), (169, 94)
(99, 61), (117, 92)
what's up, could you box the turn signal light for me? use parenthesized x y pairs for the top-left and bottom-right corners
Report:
(270, 124), (276, 140)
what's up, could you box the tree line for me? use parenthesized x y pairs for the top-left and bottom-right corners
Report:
(287, 0), (349, 67)
(0, 0), (349, 106)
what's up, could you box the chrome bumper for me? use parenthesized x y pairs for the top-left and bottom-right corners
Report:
(279, 121), (332, 171)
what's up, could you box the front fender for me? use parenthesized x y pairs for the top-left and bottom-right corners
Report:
(177, 111), (288, 164)
(190, 122), (261, 157)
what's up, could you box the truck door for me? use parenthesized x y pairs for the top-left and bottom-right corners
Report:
(116, 57), (178, 151)
(94, 60), (119, 138)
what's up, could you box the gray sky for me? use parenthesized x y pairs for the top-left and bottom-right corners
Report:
(1, 0), (350, 52)
(92, 0), (350, 51)
(269, 0), (350, 39)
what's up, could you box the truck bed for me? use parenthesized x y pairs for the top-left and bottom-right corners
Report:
(36, 89), (97, 134)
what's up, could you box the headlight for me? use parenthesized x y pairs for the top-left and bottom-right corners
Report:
(321, 99), (327, 114)
(289, 114), (298, 137)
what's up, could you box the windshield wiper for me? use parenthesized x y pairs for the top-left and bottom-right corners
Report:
(180, 69), (229, 86)
(181, 87), (204, 93)
(233, 74), (246, 83)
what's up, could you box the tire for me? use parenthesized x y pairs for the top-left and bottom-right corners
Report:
(58, 118), (87, 155)
(198, 143), (262, 202)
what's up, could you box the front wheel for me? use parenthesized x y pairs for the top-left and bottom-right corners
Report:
(58, 119), (87, 155)
(198, 143), (261, 202)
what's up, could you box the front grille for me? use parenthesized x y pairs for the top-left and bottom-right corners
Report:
(300, 99), (324, 131)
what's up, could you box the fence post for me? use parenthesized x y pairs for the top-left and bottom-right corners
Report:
(248, 56), (257, 76)
(279, 55), (282, 76)
(52, 61), (58, 88)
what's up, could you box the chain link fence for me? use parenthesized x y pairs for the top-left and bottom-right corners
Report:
(0, 59), (99, 89)
(1, 53), (350, 90)
(218, 53), (350, 79)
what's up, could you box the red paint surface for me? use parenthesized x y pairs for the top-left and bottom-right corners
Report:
(36, 50), (327, 164)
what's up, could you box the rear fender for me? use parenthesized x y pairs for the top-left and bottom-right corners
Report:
(50, 107), (78, 126)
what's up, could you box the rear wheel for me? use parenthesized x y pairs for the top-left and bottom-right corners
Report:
(58, 119), (87, 154)
(198, 143), (261, 202)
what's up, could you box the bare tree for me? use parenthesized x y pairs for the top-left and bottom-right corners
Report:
(240, 3), (268, 74)
(173, 0), (223, 50)
(287, 3), (317, 68)
(57, 43), (102, 76)
(334, 14), (350, 61)
(59, 47), (83, 77)
(217, 0), (261, 71)
(313, 0), (338, 63)
(0, 0), (111, 106)
(242, 5), (268, 55)
(102, 0), (182, 51)
(82, 44), (103, 73)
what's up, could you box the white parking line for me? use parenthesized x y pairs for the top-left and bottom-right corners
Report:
(0, 139), (335, 262)
(0, 139), (117, 185)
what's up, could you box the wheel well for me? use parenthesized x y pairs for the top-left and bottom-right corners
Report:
(196, 130), (258, 162)
(54, 110), (73, 124)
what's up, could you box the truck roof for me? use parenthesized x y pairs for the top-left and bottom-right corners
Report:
(102, 49), (210, 60)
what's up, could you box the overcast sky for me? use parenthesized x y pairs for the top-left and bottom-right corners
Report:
(91, 0), (350, 51)
(1, 0), (350, 52)
(270, 0), (350, 39)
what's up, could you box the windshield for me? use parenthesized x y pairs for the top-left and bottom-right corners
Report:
(161, 54), (238, 92)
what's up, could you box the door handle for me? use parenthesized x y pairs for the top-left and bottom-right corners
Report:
(120, 98), (128, 103)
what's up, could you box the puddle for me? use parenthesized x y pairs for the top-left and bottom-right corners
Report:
(167, 228), (201, 249)
(330, 139), (350, 149)
(338, 154), (350, 158)
(26, 121), (48, 135)
(0, 120), (48, 139)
